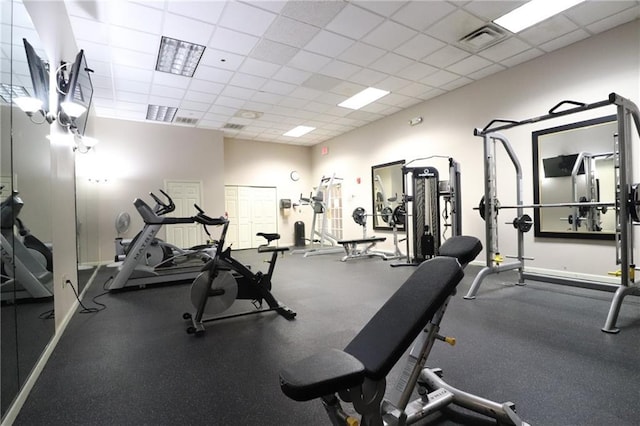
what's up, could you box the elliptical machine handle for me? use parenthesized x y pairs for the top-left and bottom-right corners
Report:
(150, 189), (176, 216)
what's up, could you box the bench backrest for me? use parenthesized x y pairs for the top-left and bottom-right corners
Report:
(344, 257), (464, 381)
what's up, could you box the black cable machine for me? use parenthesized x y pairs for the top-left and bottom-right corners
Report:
(392, 157), (462, 266)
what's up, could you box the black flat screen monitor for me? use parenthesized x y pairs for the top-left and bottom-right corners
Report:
(22, 38), (49, 111)
(542, 154), (585, 178)
(65, 49), (93, 135)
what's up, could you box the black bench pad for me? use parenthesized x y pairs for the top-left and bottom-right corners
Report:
(438, 236), (483, 266)
(280, 348), (365, 401)
(344, 257), (463, 381)
(257, 246), (289, 253)
(338, 237), (386, 245)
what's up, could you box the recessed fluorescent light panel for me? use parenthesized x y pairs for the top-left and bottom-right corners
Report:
(338, 87), (390, 110)
(494, 0), (585, 33)
(284, 125), (315, 137)
(156, 36), (205, 77)
(0, 83), (30, 103)
(146, 104), (178, 122)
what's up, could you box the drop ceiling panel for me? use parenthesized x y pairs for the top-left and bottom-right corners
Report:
(47, 0), (640, 145)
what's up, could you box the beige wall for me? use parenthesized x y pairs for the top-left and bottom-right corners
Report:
(223, 138), (312, 246)
(77, 118), (225, 262)
(311, 20), (640, 277)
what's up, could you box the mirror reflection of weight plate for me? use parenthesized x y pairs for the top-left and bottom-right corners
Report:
(190, 270), (238, 315)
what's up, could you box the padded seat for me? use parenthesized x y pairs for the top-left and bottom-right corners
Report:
(338, 237), (386, 245)
(438, 235), (483, 266)
(257, 232), (281, 242)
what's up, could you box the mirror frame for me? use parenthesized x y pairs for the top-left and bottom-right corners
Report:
(532, 115), (617, 241)
(371, 160), (405, 231)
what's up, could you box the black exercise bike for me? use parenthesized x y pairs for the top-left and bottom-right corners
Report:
(183, 206), (296, 335)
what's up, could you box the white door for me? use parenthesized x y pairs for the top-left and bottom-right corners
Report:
(164, 180), (203, 248)
(251, 187), (278, 247)
(224, 186), (277, 249)
(224, 186), (239, 248)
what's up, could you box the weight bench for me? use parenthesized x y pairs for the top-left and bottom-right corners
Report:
(337, 236), (387, 262)
(280, 235), (530, 426)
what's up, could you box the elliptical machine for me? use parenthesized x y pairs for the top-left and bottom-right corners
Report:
(184, 206), (296, 335)
(107, 191), (215, 291)
(0, 190), (54, 301)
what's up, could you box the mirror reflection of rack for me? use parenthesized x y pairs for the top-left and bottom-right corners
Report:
(371, 160), (405, 231)
(532, 115), (617, 240)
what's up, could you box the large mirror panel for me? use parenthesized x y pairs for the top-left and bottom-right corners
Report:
(371, 160), (405, 231)
(1, 0), (54, 418)
(532, 115), (617, 240)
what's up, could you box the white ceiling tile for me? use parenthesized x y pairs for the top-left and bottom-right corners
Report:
(501, 48), (545, 68)
(396, 62), (438, 81)
(198, 119), (225, 129)
(347, 68), (388, 86)
(65, 0), (110, 20)
(109, 26), (160, 53)
(393, 33), (447, 61)
(376, 75), (412, 92)
(395, 82), (434, 98)
(565, 1), (637, 26)
(193, 64), (234, 84)
(240, 58), (281, 78)
(69, 17), (110, 44)
(518, 15), (579, 46)
(178, 99), (210, 112)
(326, 106), (353, 117)
(241, 101), (272, 112)
(249, 39), (299, 65)
(278, 97), (309, 109)
(320, 60), (361, 80)
(93, 105), (118, 117)
(353, 1), (407, 17)
(116, 100), (151, 112)
(425, 9), (485, 44)
(87, 59), (112, 79)
(288, 86), (324, 101)
(153, 71), (192, 88)
(281, 0), (347, 27)
(422, 45), (470, 68)
(229, 73), (267, 90)
(338, 42), (386, 67)
(218, 2), (278, 37)
(113, 64), (154, 82)
(302, 101), (333, 114)
(188, 79), (225, 94)
(261, 80), (297, 96)
(289, 50), (332, 73)
(467, 63), (505, 80)
(109, 2), (164, 33)
(199, 48), (244, 70)
(441, 76), (473, 92)
(265, 16), (320, 48)
(272, 66), (312, 85)
(539, 29), (590, 53)
(251, 91), (284, 105)
(162, 13), (215, 46)
(92, 87), (114, 100)
(370, 52), (414, 75)
(214, 96), (246, 108)
(326, 4), (385, 39)
(209, 105), (237, 116)
(420, 70), (460, 87)
(244, 1), (288, 15)
(184, 90), (218, 104)
(111, 47), (156, 70)
(316, 91), (349, 104)
(330, 81), (368, 97)
(363, 20), (417, 51)
(416, 87), (446, 101)
(304, 30), (355, 58)
(116, 90), (148, 103)
(586, 6), (640, 34)
(478, 37), (531, 62)
(167, 1), (225, 24)
(210, 27), (260, 56)
(76, 40), (111, 63)
(150, 84), (185, 99)
(302, 74), (343, 91)
(359, 100), (395, 114)
(204, 111), (233, 121)
(392, 1), (456, 31)
(115, 79), (150, 94)
(90, 74), (113, 90)
(448, 55), (493, 75)
(221, 85), (256, 100)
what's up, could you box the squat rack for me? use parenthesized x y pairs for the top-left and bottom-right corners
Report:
(464, 92), (640, 333)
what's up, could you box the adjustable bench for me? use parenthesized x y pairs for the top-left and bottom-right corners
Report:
(337, 236), (387, 262)
(280, 235), (530, 426)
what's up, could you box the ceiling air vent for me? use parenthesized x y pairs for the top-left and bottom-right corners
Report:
(175, 116), (198, 125)
(223, 123), (245, 130)
(458, 24), (507, 52)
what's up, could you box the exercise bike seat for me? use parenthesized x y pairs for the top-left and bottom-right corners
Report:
(257, 232), (280, 243)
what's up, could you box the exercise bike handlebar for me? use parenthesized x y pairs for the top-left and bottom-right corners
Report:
(193, 204), (228, 226)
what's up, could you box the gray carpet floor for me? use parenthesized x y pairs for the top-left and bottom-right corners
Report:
(12, 249), (640, 425)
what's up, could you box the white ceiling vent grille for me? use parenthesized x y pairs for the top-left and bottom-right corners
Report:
(223, 123), (245, 130)
(175, 116), (198, 125)
(458, 24), (507, 52)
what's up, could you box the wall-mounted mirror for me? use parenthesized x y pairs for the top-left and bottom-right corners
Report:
(1, 0), (55, 418)
(371, 160), (405, 231)
(532, 115), (617, 240)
